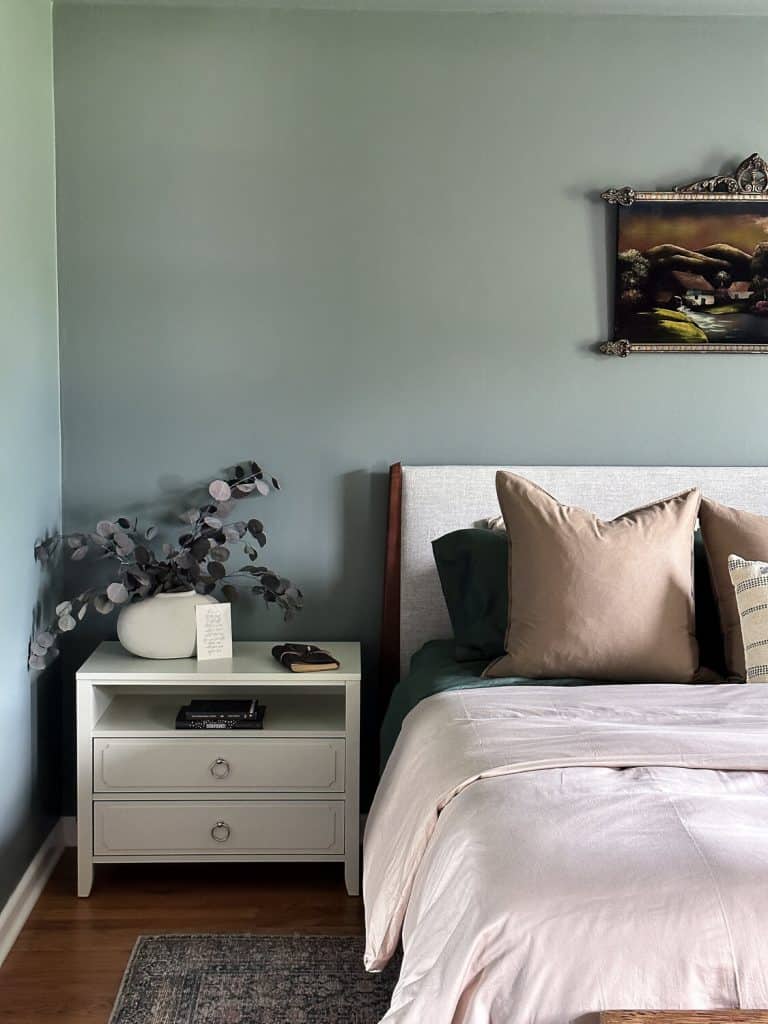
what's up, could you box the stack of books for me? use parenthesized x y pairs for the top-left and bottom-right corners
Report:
(175, 698), (265, 730)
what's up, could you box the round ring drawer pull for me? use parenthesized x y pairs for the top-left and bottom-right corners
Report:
(211, 821), (231, 843)
(210, 757), (231, 780)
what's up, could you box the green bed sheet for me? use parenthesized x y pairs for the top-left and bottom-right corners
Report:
(380, 640), (631, 769)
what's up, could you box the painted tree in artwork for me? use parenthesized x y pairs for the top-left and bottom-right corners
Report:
(751, 242), (768, 301)
(617, 249), (650, 309)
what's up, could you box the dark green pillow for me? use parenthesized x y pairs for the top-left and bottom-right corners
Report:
(433, 526), (726, 673)
(432, 528), (508, 662)
(694, 528), (726, 676)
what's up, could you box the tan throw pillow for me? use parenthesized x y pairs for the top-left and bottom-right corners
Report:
(727, 554), (768, 683)
(483, 473), (701, 682)
(699, 497), (768, 679)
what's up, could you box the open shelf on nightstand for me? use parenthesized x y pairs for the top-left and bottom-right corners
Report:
(93, 693), (346, 738)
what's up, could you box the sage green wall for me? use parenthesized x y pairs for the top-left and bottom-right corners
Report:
(53, 6), (768, 800)
(0, 0), (60, 906)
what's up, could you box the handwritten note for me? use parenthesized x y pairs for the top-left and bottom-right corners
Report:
(196, 603), (233, 661)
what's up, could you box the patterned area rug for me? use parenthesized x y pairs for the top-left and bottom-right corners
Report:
(109, 934), (400, 1024)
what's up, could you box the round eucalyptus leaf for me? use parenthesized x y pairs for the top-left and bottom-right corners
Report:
(36, 631), (55, 649)
(90, 533), (109, 547)
(191, 537), (210, 561)
(145, 526), (158, 540)
(66, 534), (84, 549)
(221, 584), (238, 602)
(255, 479), (270, 496)
(29, 654), (47, 671)
(94, 595), (114, 615)
(247, 519), (263, 537)
(106, 582), (129, 604)
(176, 551), (196, 570)
(31, 640), (47, 657)
(114, 532), (135, 553)
(96, 520), (116, 537)
(208, 561), (226, 580)
(255, 532), (266, 548)
(134, 545), (150, 566)
(204, 516), (222, 530)
(78, 604), (88, 621)
(271, 477), (280, 490)
(58, 614), (77, 632)
(235, 481), (256, 494)
(56, 601), (72, 616)
(71, 546), (88, 561)
(223, 527), (241, 544)
(209, 480), (232, 502)
(209, 546), (230, 562)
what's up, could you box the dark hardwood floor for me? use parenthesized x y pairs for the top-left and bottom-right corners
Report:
(0, 849), (363, 1024)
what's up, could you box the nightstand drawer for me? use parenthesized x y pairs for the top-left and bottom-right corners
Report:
(93, 800), (344, 855)
(93, 738), (344, 793)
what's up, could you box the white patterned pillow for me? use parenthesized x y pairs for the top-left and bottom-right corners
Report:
(728, 554), (768, 683)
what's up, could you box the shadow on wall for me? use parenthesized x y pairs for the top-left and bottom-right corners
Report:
(29, 557), (65, 819)
(55, 466), (391, 814)
(0, 658), (61, 908)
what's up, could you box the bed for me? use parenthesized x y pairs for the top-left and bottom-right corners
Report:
(364, 464), (768, 1024)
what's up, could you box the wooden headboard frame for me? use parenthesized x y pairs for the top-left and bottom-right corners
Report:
(379, 463), (402, 718)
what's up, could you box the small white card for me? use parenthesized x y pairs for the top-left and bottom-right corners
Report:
(195, 603), (233, 661)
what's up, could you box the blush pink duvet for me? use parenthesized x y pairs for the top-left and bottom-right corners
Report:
(364, 684), (768, 1023)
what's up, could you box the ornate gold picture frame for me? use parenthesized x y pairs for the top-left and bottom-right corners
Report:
(601, 154), (768, 356)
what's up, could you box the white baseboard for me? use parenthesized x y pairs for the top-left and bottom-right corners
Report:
(0, 819), (68, 969)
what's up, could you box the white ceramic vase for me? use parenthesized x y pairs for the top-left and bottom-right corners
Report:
(116, 591), (218, 659)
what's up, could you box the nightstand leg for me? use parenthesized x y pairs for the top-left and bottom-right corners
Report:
(345, 856), (360, 897)
(77, 858), (93, 898)
(344, 678), (360, 896)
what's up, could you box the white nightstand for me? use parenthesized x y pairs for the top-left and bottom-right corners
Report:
(76, 642), (361, 897)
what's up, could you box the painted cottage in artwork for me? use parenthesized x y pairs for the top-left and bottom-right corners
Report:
(728, 281), (754, 302)
(669, 271), (715, 308)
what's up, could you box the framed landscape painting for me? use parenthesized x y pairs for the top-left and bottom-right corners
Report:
(601, 154), (768, 355)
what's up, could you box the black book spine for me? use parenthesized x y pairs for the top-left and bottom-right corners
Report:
(175, 710), (265, 730)
(175, 719), (264, 730)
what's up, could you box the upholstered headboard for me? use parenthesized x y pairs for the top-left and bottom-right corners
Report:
(379, 464), (768, 698)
